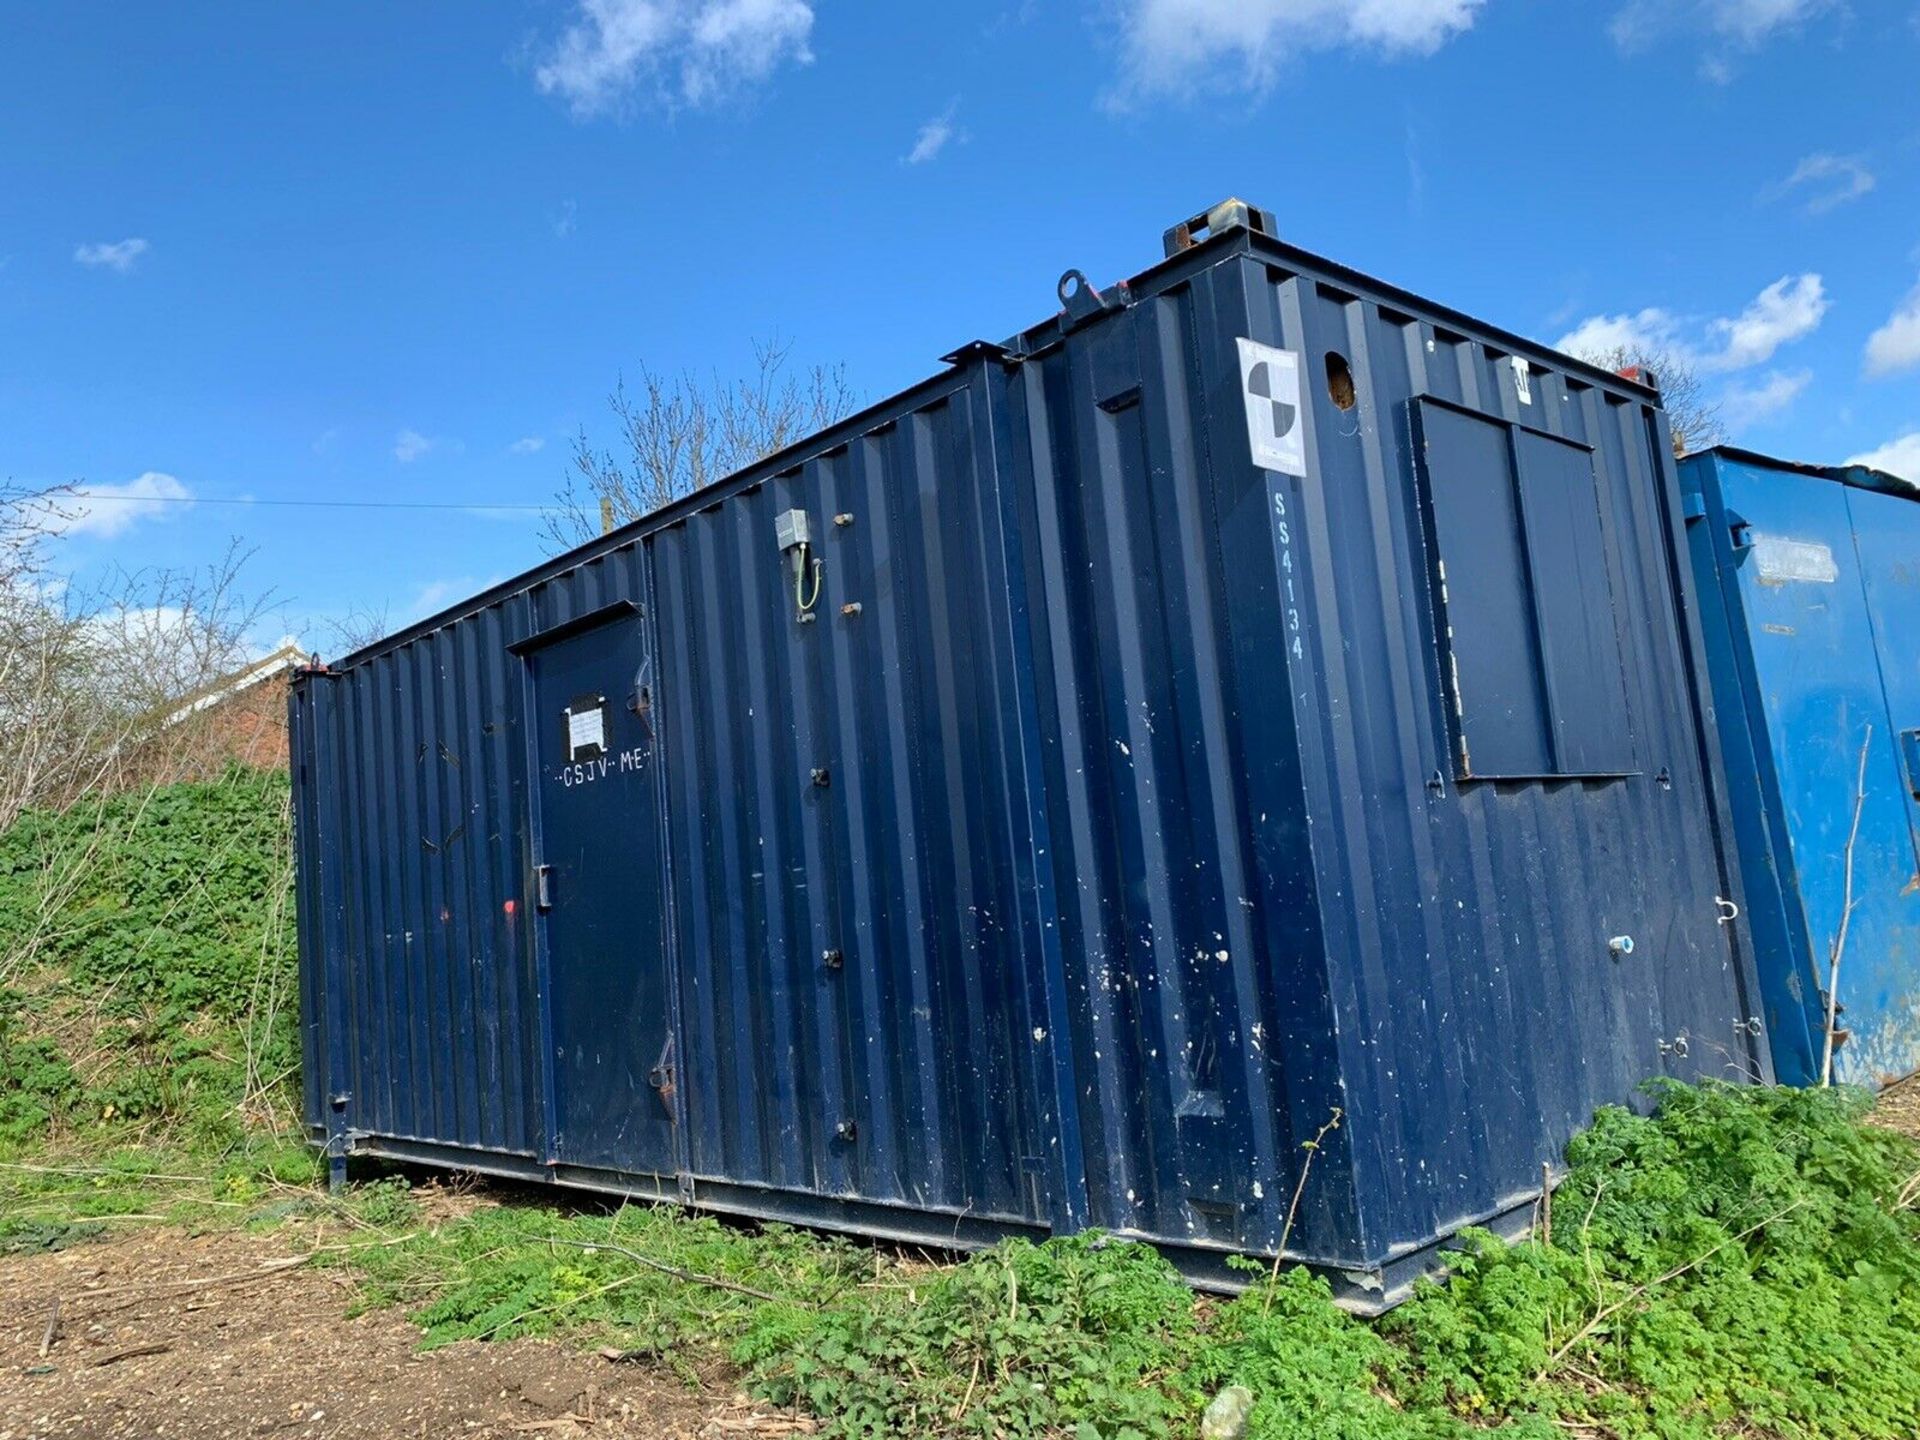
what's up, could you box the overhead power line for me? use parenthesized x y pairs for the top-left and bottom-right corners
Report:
(53, 492), (561, 513)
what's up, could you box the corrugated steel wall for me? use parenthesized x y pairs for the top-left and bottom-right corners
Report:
(1229, 262), (1764, 1259)
(297, 600), (549, 1158)
(649, 371), (1057, 1227)
(1005, 274), (1334, 1259)
(294, 223), (1765, 1293)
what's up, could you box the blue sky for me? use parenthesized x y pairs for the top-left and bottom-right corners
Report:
(3, 0), (1917, 655)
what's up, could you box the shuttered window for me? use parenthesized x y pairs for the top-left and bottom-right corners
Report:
(1411, 397), (1634, 780)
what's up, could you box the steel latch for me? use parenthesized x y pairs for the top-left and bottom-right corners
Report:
(1161, 197), (1278, 258)
(534, 864), (553, 911)
(1900, 729), (1920, 802)
(1727, 509), (1753, 552)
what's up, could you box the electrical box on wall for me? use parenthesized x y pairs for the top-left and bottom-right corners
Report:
(775, 508), (810, 553)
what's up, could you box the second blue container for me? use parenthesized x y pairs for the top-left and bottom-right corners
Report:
(1681, 447), (1920, 1088)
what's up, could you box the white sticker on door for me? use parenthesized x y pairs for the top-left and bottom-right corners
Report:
(1235, 338), (1308, 477)
(566, 699), (607, 759)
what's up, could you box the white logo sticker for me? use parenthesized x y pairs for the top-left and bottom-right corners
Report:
(1235, 338), (1307, 477)
(1750, 534), (1837, 585)
(1511, 355), (1533, 405)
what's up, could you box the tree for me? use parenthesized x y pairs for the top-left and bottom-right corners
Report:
(1570, 345), (1724, 458)
(320, 602), (392, 661)
(0, 483), (267, 829)
(545, 337), (858, 551)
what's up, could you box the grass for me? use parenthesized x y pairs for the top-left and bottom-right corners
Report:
(8, 1080), (1917, 1440)
(6, 774), (1920, 1438)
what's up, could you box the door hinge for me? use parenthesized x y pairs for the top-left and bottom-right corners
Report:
(1899, 729), (1920, 802)
(648, 1035), (676, 1120)
(534, 864), (553, 911)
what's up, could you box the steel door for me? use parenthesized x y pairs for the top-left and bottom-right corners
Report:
(1844, 486), (1920, 1082)
(525, 608), (678, 1175)
(1849, 486), (1920, 867)
(1721, 467), (1920, 1084)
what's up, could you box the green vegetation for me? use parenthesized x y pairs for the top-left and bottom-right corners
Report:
(5, 774), (1920, 1439)
(0, 767), (297, 1144)
(716, 1081), (1920, 1437)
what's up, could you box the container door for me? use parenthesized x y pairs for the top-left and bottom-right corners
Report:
(1722, 464), (1920, 1085)
(1849, 487), (1920, 866)
(1844, 486), (1920, 1083)
(525, 608), (678, 1175)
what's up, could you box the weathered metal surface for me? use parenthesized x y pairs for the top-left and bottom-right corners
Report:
(1681, 448), (1920, 1087)
(294, 212), (1765, 1305)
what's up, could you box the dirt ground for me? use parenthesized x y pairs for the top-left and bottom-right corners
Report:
(5, 1081), (1918, 1440)
(1873, 1071), (1920, 1142)
(0, 1213), (812, 1440)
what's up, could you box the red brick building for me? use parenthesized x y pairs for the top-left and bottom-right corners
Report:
(150, 641), (306, 777)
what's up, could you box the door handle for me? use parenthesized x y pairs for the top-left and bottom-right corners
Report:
(535, 864), (554, 911)
(1899, 729), (1920, 803)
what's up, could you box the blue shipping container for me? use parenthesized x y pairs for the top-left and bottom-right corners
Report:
(1680, 447), (1920, 1088)
(293, 202), (1768, 1308)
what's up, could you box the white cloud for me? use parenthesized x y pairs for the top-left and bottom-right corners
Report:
(535, 0), (814, 117)
(45, 472), (192, 539)
(1766, 153), (1875, 215)
(1846, 432), (1920, 488)
(393, 429), (434, 463)
(1709, 274), (1828, 370)
(94, 603), (187, 649)
(1865, 281), (1920, 378)
(405, 578), (472, 620)
(1556, 307), (1681, 361)
(905, 104), (961, 165)
(1612, 0), (1834, 50)
(1710, 0), (1834, 44)
(1719, 369), (1810, 429)
(73, 238), (149, 273)
(1556, 273), (1826, 373)
(1108, 0), (1482, 102)
(509, 435), (547, 454)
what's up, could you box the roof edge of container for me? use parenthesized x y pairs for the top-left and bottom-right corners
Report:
(315, 213), (1671, 677)
(1003, 224), (1663, 406)
(1235, 229), (1664, 403)
(1694, 444), (1918, 503)
(319, 360), (991, 673)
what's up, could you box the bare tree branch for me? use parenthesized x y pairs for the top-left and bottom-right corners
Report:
(1570, 344), (1725, 458)
(0, 494), (271, 832)
(321, 602), (392, 660)
(544, 337), (858, 551)
(1821, 725), (1873, 1087)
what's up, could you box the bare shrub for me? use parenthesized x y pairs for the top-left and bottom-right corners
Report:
(1, 476), (278, 824)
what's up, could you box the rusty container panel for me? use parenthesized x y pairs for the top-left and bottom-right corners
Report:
(292, 209), (1765, 1305)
